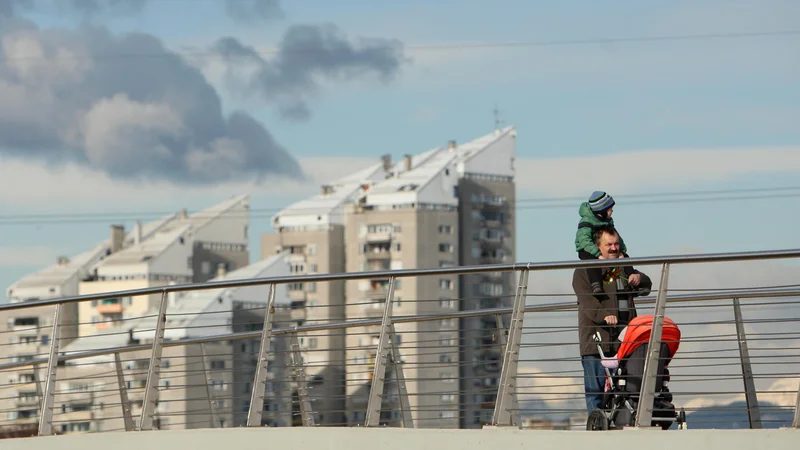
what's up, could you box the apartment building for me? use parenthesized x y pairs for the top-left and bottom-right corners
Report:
(263, 126), (517, 428)
(0, 252), (294, 434)
(260, 158), (394, 426)
(0, 195), (251, 433)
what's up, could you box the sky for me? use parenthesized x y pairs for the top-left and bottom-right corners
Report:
(0, 0), (798, 292)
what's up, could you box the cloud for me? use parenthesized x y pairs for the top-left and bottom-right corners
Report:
(205, 25), (407, 121)
(0, 0), (146, 18)
(0, 0), (281, 22)
(0, 154), (378, 209)
(0, 20), (307, 184)
(224, 0), (284, 24)
(515, 147), (800, 196)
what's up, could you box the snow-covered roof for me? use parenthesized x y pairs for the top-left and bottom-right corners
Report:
(363, 148), (460, 207)
(271, 126), (516, 225)
(364, 127), (516, 207)
(454, 126), (516, 178)
(272, 162), (387, 228)
(94, 195), (249, 278)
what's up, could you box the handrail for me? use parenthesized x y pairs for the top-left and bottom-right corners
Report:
(1, 286), (797, 373)
(2, 248), (800, 312)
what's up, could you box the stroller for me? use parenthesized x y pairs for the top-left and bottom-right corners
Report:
(586, 314), (687, 431)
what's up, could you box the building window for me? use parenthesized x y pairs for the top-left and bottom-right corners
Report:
(210, 360), (225, 370)
(439, 261), (454, 268)
(307, 244), (317, 256)
(307, 282), (317, 293)
(440, 318), (453, 328)
(201, 261), (211, 275)
(394, 242), (401, 252)
(440, 298), (455, 309)
(438, 225), (452, 234)
(438, 243), (453, 253)
(439, 279), (453, 290)
(308, 263), (318, 273)
(471, 247), (481, 259)
(308, 338), (318, 349)
(439, 354), (452, 363)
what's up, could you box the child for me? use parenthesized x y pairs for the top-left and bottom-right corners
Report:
(574, 191), (629, 294)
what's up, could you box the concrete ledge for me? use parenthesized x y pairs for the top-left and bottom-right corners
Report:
(3, 427), (798, 450)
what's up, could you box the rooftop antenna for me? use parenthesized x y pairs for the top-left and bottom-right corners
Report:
(493, 104), (504, 130)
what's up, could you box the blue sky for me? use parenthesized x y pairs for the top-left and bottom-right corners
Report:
(1, 0), (799, 299)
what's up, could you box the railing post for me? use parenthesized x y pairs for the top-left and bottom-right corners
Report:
(495, 314), (507, 350)
(139, 291), (169, 431)
(246, 284), (277, 427)
(365, 277), (396, 427)
(389, 323), (413, 428)
(38, 304), (61, 436)
(492, 269), (528, 427)
(635, 263), (670, 427)
(200, 343), (221, 428)
(289, 333), (316, 427)
(733, 297), (762, 429)
(114, 352), (135, 432)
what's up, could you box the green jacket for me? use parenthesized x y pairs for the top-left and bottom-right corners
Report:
(574, 202), (627, 256)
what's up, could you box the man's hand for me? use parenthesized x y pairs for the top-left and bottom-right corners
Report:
(628, 273), (641, 286)
(604, 315), (618, 325)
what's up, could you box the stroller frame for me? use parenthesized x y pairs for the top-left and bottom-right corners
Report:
(586, 331), (687, 431)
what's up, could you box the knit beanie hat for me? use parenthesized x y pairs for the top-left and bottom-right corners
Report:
(589, 191), (615, 213)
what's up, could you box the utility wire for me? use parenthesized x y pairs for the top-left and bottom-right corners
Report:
(0, 186), (798, 226)
(1, 30), (797, 64)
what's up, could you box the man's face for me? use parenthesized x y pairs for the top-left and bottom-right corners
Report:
(598, 232), (621, 259)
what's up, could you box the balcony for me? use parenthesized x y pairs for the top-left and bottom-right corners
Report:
(9, 318), (40, 332)
(363, 242), (391, 260)
(289, 289), (307, 302)
(359, 299), (387, 316)
(288, 253), (307, 264)
(365, 231), (393, 243)
(16, 393), (39, 407)
(97, 303), (122, 314)
(290, 300), (306, 310)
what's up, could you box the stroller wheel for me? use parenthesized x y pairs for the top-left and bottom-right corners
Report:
(586, 410), (609, 431)
(678, 408), (687, 430)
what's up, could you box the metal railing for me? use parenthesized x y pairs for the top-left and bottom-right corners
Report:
(0, 248), (799, 437)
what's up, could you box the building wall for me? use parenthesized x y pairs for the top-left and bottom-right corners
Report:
(77, 280), (166, 337)
(343, 205), (460, 428)
(191, 241), (249, 283)
(457, 176), (516, 428)
(260, 226), (347, 426)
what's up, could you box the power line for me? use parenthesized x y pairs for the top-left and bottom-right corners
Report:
(0, 30), (798, 64)
(0, 186), (797, 226)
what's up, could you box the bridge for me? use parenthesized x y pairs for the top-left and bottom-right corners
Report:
(0, 249), (798, 448)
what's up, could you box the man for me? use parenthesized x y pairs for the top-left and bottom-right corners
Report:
(573, 225), (652, 412)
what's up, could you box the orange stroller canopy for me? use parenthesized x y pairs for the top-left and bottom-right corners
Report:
(616, 314), (681, 362)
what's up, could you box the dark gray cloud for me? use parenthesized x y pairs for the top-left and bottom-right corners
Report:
(211, 24), (407, 121)
(225, 0), (283, 23)
(0, 0), (146, 17)
(0, 0), (280, 23)
(0, 20), (305, 183)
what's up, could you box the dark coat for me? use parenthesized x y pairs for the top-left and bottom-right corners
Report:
(573, 265), (652, 356)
